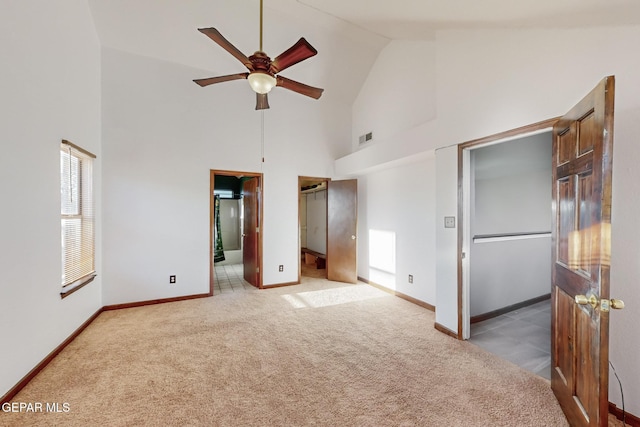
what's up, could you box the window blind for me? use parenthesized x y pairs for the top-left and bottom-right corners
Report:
(60, 140), (95, 289)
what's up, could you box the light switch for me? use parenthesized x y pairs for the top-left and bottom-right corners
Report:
(444, 216), (456, 228)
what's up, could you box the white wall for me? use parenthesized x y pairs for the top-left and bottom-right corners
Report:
(472, 134), (552, 235)
(470, 238), (551, 316)
(304, 190), (327, 254)
(357, 155), (436, 304)
(340, 25), (640, 414)
(470, 136), (552, 316)
(101, 47), (350, 304)
(300, 194), (307, 248)
(474, 169), (551, 234)
(0, 0), (102, 398)
(434, 146), (459, 332)
(351, 40), (437, 152)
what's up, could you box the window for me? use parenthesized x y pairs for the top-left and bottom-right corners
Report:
(214, 189), (234, 199)
(60, 140), (96, 298)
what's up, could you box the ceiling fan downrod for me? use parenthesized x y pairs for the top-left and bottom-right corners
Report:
(259, 0), (264, 52)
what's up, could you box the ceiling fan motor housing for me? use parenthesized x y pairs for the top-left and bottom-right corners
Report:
(249, 51), (273, 75)
(246, 52), (277, 94)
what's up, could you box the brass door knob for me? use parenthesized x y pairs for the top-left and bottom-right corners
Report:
(575, 294), (598, 308)
(575, 294), (588, 305)
(575, 294), (625, 312)
(610, 299), (625, 310)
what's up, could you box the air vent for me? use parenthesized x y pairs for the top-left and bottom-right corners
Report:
(359, 131), (373, 145)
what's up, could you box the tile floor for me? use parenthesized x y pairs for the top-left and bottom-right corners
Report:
(213, 263), (256, 294)
(469, 299), (551, 379)
(214, 258), (326, 295)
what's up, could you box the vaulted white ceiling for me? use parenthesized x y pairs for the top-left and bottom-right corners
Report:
(87, 0), (640, 105)
(299, 0), (640, 38)
(88, 0), (387, 106)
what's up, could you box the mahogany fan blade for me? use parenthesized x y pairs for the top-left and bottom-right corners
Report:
(270, 38), (318, 74)
(198, 28), (254, 70)
(276, 76), (324, 99)
(193, 73), (249, 87)
(256, 93), (270, 110)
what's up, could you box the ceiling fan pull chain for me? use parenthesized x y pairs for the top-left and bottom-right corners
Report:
(261, 110), (265, 166)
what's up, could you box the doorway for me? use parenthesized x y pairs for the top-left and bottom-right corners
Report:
(298, 177), (359, 284)
(460, 125), (554, 379)
(450, 78), (617, 424)
(299, 177), (329, 281)
(210, 170), (263, 294)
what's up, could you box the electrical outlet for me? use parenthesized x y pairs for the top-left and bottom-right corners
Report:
(278, 265), (284, 272)
(408, 274), (413, 284)
(169, 275), (176, 284)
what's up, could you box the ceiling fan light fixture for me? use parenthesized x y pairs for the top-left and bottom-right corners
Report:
(247, 72), (277, 94)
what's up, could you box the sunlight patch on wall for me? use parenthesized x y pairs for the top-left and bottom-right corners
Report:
(368, 229), (397, 290)
(369, 229), (396, 273)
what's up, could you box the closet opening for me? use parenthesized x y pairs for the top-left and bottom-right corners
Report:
(299, 177), (329, 281)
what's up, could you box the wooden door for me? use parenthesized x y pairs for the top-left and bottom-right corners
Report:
(327, 179), (358, 283)
(242, 177), (260, 287)
(551, 76), (616, 426)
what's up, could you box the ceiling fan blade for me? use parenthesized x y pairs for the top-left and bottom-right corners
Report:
(193, 73), (249, 87)
(270, 38), (318, 74)
(256, 93), (270, 110)
(276, 76), (324, 100)
(198, 28), (254, 70)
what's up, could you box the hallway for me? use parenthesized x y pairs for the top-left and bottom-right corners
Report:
(469, 300), (551, 379)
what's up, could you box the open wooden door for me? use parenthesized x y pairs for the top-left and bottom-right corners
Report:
(551, 76), (624, 426)
(243, 177), (261, 288)
(327, 179), (358, 283)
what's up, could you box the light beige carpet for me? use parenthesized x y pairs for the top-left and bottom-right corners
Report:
(3, 278), (621, 426)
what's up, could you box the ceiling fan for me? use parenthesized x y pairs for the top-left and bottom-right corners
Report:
(193, 0), (324, 110)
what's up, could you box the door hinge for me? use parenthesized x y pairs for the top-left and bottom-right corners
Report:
(256, 227), (260, 233)
(256, 267), (260, 274)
